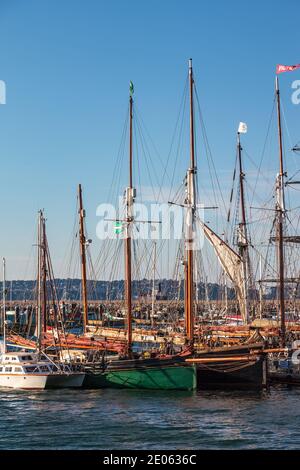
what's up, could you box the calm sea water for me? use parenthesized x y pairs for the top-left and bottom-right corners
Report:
(0, 386), (300, 450)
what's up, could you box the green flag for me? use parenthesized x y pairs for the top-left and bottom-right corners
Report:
(129, 81), (134, 95)
(114, 221), (123, 234)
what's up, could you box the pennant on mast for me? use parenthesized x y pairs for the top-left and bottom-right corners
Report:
(238, 122), (247, 134)
(276, 64), (300, 74)
(129, 81), (134, 95)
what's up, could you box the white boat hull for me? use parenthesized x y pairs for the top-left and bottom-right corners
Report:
(0, 373), (84, 390)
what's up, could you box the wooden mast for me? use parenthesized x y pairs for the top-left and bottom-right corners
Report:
(78, 183), (88, 334)
(2, 257), (6, 354)
(124, 83), (134, 356)
(237, 132), (250, 323)
(237, 134), (247, 241)
(37, 210), (43, 353)
(36, 210), (48, 348)
(275, 76), (286, 346)
(185, 58), (196, 344)
(259, 253), (263, 319)
(41, 215), (47, 333)
(151, 241), (156, 328)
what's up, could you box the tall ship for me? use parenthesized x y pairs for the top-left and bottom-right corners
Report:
(82, 76), (196, 390)
(80, 59), (267, 390)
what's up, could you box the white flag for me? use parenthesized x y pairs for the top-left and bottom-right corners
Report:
(238, 122), (247, 134)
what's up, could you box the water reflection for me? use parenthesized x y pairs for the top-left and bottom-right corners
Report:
(0, 387), (299, 449)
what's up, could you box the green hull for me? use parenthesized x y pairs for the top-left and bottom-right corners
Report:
(83, 361), (196, 391)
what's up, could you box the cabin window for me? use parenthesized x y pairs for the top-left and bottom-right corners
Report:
(0, 367), (2, 372)
(39, 366), (50, 372)
(21, 355), (32, 361)
(14, 367), (22, 372)
(25, 366), (36, 373)
(5, 367), (12, 372)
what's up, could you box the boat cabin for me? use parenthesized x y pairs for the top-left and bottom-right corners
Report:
(2, 353), (37, 363)
(0, 352), (72, 375)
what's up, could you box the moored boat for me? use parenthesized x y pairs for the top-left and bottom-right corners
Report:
(0, 351), (84, 389)
(83, 356), (196, 390)
(1, 239), (85, 390)
(190, 353), (267, 390)
(77, 73), (197, 391)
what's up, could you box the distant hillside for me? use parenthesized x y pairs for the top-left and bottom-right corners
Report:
(1, 278), (283, 302)
(1, 278), (243, 302)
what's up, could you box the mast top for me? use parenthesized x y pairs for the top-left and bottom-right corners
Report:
(129, 81), (134, 97)
(189, 58), (193, 72)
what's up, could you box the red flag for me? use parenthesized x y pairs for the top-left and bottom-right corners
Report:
(276, 64), (300, 74)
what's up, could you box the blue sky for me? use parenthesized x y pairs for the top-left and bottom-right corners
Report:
(0, 0), (299, 279)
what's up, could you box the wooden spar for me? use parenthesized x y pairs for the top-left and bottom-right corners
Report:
(37, 211), (42, 352)
(41, 215), (47, 333)
(185, 356), (259, 363)
(237, 134), (247, 231)
(223, 234), (228, 314)
(78, 184), (88, 334)
(129, 92), (133, 189)
(151, 241), (156, 327)
(189, 59), (195, 173)
(263, 348), (288, 353)
(259, 253), (263, 319)
(275, 76), (286, 347)
(185, 58), (196, 343)
(2, 257), (6, 354)
(124, 87), (134, 356)
(184, 260), (188, 326)
(237, 132), (250, 323)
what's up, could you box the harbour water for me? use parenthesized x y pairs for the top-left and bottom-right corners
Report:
(0, 386), (300, 449)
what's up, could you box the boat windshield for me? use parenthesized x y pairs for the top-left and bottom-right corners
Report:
(21, 355), (34, 362)
(25, 366), (38, 373)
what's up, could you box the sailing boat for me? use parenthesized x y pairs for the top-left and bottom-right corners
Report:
(0, 213), (85, 389)
(178, 62), (267, 389)
(200, 125), (252, 325)
(190, 222), (267, 389)
(267, 70), (300, 383)
(82, 80), (196, 390)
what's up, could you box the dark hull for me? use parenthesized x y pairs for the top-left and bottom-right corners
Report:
(269, 371), (300, 385)
(196, 355), (268, 390)
(268, 354), (300, 386)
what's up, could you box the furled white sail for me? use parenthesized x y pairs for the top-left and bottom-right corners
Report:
(200, 222), (247, 323)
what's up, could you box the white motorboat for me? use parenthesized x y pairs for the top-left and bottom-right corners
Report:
(1, 258), (84, 390)
(0, 351), (85, 389)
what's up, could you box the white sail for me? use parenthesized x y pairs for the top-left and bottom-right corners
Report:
(199, 222), (247, 323)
